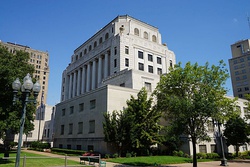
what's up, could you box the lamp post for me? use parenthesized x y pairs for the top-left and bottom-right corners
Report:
(217, 122), (228, 166)
(12, 73), (41, 167)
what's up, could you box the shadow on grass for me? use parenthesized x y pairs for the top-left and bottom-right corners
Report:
(0, 158), (14, 165)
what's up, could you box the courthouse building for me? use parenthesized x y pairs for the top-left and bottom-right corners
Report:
(53, 15), (176, 153)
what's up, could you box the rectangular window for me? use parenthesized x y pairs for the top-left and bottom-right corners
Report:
(125, 46), (129, 54)
(114, 59), (117, 67)
(145, 82), (152, 92)
(138, 51), (144, 59)
(70, 106), (74, 114)
(62, 109), (65, 116)
(157, 57), (162, 64)
(157, 68), (162, 75)
(67, 145), (71, 149)
(210, 144), (217, 153)
(89, 120), (95, 133)
(148, 65), (153, 73)
(245, 87), (249, 91)
(78, 122), (83, 134)
(79, 103), (84, 112)
(125, 58), (129, 67)
(114, 47), (117, 55)
(27, 132), (32, 138)
(139, 63), (144, 71)
(59, 144), (63, 148)
(199, 145), (207, 153)
(77, 145), (82, 150)
(88, 145), (94, 152)
(90, 99), (96, 109)
(60, 125), (64, 135)
(68, 123), (73, 135)
(148, 54), (153, 62)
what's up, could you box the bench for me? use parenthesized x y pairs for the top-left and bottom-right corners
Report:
(79, 154), (106, 167)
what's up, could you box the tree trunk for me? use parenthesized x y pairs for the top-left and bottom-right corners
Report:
(236, 145), (239, 157)
(191, 136), (197, 167)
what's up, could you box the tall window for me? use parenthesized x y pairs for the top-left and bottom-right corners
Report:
(90, 99), (96, 109)
(94, 41), (97, 48)
(89, 120), (95, 133)
(152, 35), (157, 42)
(68, 123), (73, 135)
(148, 65), (153, 73)
(99, 37), (103, 44)
(134, 28), (139, 36)
(78, 122), (83, 134)
(62, 109), (65, 116)
(125, 46), (129, 54)
(89, 45), (92, 51)
(60, 125), (64, 135)
(157, 57), (162, 64)
(114, 47), (117, 55)
(70, 106), (74, 114)
(105, 33), (109, 40)
(125, 58), (129, 67)
(157, 68), (162, 75)
(114, 59), (117, 67)
(145, 82), (152, 92)
(148, 54), (153, 62)
(139, 63), (144, 71)
(170, 60), (173, 67)
(144, 32), (148, 39)
(199, 145), (207, 153)
(138, 51), (143, 59)
(79, 103), (84, 112)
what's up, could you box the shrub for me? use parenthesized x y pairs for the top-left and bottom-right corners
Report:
(206, 153), (219, 159)
(177, 150), (184, 157)
(196, 153), (207, 159)
(126, 152), (131, 158)
(173, 150), (178, 156)
(51, 148), (86, 155)
(105, 154), (110, 159)
(113, 153), (118, 158)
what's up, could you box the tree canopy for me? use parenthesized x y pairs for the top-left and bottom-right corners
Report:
(0, 45), (36, 152)
(224, 116), (250, 157)
(103, 87), (163, 156)
(154, 61), (236, 167)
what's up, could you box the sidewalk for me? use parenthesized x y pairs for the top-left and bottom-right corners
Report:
(22, 149), (250, 167)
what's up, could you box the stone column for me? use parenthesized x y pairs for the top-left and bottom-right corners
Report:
(77, 69), (81, 96)
(104, 52), (109, 78)
(86, 63), (91, 92)
(68, 73), (72, 99)
(65, 75), (69, 100)
(72, 71), (77, 98)
(91, 60), (96, 90)
(97, 56), (102, 86)
(81, 66), (86, 94)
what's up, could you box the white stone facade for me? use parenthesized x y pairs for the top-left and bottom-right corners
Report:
(54, 15), (176, 153)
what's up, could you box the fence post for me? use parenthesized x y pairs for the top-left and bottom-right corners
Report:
(64, 154), (67, 167)
(23, 154), (26, 167)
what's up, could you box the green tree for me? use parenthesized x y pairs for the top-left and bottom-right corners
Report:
(0, 45), (36, 156)
(154, 61), (236, 167)
(103, 88), (163, 156)
(223, 116), (250, 157)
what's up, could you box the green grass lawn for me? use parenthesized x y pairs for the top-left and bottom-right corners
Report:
(106, 156), (213, 166)
(0, 151), (81, 167)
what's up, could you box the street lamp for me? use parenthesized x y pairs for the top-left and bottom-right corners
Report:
(12, 73), (41, 167)
(217, 121), (228, 166)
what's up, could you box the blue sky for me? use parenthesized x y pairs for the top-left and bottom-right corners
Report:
(1, 0), (250, 105)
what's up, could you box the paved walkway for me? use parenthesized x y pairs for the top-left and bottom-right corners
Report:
(22, 149), (250, 167)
